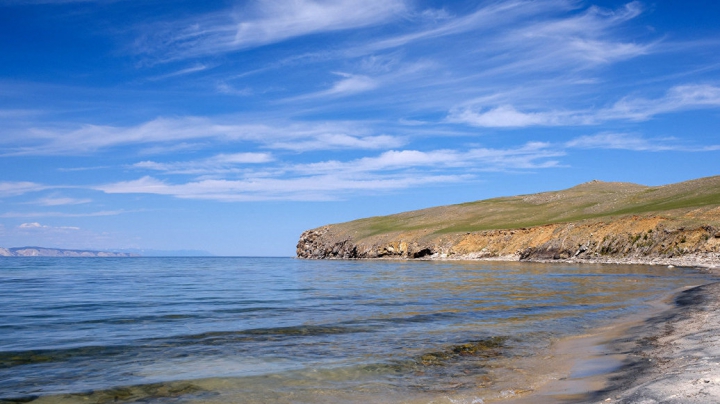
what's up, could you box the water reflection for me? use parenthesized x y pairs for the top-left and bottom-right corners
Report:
(0, 258), (711, 403)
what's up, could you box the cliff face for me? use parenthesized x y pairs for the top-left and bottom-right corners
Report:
(297, 176), (720, 264)
(297, 214), (720, 262)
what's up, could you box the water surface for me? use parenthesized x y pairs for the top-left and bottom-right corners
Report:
(0, 258), (711, 403)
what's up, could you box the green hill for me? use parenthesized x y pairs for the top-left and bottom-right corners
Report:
(298, 176), (720, 262)
(344, 176), (720, 239)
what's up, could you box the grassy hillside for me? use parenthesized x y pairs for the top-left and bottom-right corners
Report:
(334, 176), (720, 241)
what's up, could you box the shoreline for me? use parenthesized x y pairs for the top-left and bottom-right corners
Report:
(309, 253), (720, 270)
(497, 275), (720, 403)
(430, 252), (720, 270)
(583, 280), (720, 403)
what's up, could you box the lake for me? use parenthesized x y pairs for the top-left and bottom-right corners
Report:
(0, 258), (711, 403)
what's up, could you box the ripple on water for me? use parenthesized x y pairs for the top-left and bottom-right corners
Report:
(0, 258), (713, 403)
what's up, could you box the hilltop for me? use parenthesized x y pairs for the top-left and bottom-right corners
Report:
(297, 176), (720, 266)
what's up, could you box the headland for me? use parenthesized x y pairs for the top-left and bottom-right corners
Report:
(297, 176), (720, 269)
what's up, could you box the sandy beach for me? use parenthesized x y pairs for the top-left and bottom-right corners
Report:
(586, 280), (720, 403)
(501, 271), (720, 403)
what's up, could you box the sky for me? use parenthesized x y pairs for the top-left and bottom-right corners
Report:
(1, 0), (719, 256)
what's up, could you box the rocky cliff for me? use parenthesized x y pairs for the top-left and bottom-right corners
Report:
(0, 247), (139, 257)
(297, 176), (720, 266)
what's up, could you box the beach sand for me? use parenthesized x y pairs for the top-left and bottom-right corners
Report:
(500, 277), (720, 403)
(587, 280), (720, 403)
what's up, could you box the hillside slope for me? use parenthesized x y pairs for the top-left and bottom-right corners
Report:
(297, 176), (720, 264)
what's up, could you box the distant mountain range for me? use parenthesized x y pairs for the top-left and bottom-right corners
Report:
(0, 247), (140, 257)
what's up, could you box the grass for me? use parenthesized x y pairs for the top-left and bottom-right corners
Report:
(332, 176), (720, 241)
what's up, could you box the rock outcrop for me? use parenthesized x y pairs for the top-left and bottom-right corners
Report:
(297, 215), (720, 263)
(297, 176), (720, 266)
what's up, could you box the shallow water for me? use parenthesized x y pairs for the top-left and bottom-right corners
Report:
(0, 258), (711, 403)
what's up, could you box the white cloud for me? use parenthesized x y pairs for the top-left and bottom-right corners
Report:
(0, 219), (125, 252)
(322, 73), (378, 96)
(1, 210), (132, 218)
(506, 1), (649, 64)
(95, 174), (464, 202)
(356, 0), (651, 71)
(147, 64), (209, 81)
(447, 105), (587, 127)
(358, 0), (561, 54)
(18, 222), (44, 228)
(216, 82), (252, 96)
(6, 118), (404, 155)
(97, 142), (562, 201)
(449, 84), (720, 127)
(18, 222), (80, 230)
(268, 134), (403, 151)
(297, 142), (562, 174)
(133, 152), (273, 175)
(601, 84), (720, 121)
(282, 72), (380, 101)
(32, 196), (93, 206)
(138, 0), (406, 60)
(0, 181), (48, 197)
(566, 133), (720, 152)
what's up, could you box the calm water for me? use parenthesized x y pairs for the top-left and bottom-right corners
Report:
(0, 258), (711, 403)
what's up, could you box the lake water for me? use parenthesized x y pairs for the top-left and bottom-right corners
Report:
(0, 258), (711, 403)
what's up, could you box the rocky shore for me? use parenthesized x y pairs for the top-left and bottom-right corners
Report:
(297, 176), (720, 266)
(297, 216), (720, 269)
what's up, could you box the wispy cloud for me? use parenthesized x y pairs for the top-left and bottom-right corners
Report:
(5, 118), (404, 155)
(31, 196), (93, 206)
(498, 1), (652, 68)
(354, 0), (651, 72)
(147, 64), (209, 81)
(449, 84), (720, 127)
(0, 181), (48, 197)
(318, 72), (378, 96)
(447, 105), (588, 127)
(294, 142), (562, 175)
(136, 0), (407, 60)
(566, 132), (720, 152)
(96, 142), (563, 201)
(600, 84), (720, 121)
(356, 0), (569, 54)
(95, 174), (464, 202)
(1, 210), (133, 218)
(133, 152), (273, 175)
(216, 82), (252, 96)
(268, 133), (403, 152)
(18, 222), (80, 231)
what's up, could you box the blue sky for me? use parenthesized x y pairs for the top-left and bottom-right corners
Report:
(1, 0), (719, 256)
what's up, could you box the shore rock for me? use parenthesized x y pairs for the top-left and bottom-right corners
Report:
(297, 216), (720, 267)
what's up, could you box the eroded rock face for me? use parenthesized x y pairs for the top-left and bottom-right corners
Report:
(297, 227), (358, 259)
(297, 217), (720, 263)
